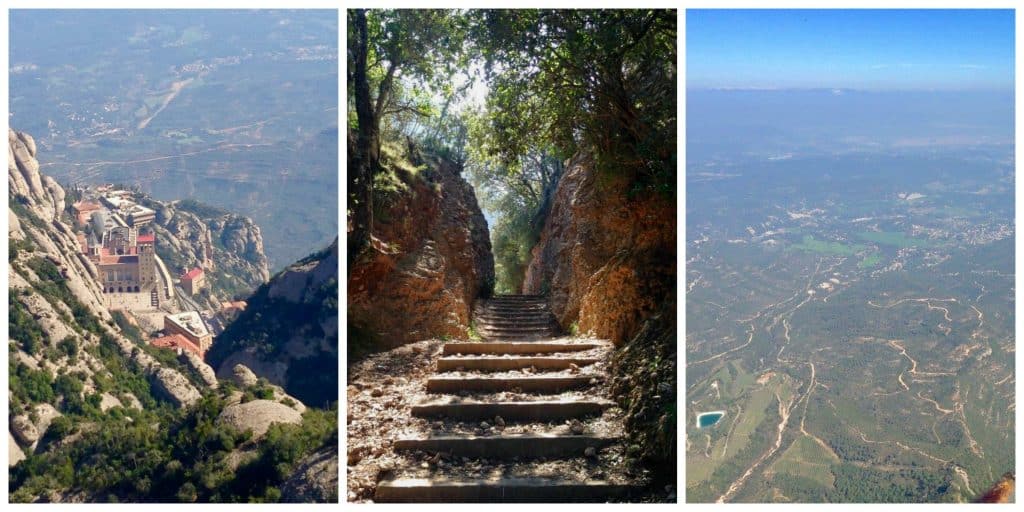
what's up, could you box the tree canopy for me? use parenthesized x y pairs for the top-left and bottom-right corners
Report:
(347, 9), (677, 290)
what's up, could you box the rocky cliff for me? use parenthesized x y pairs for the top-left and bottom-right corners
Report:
(9, 129), (337, 502)
(148, 197), (270, 305)
(207, 239), (338, 408)
(8, 129), (203, 456)
(524, 152), (676, 344)
(348, 150), (495, 352)
(523, 151), (677, 479)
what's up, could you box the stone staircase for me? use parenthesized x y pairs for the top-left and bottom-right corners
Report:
(375, 295), (638, 502)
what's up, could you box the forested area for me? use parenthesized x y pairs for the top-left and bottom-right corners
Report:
(347, 8), (676, 291)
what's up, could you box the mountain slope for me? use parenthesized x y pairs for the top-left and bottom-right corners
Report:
(207, 238), (339, 408)
(8, 128), (337, 502)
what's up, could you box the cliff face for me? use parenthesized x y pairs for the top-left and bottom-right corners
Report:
(523, 153), (676, 344)
(208, 239), (338, 408)
(8, 129), (203, 457)
(522, 152), (677, 478)
(347, 154), (495, 351)
(150, 199), (270, 304)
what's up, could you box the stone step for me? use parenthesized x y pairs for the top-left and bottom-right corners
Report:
(426, 375), (597, 393)
(477, 327), (557, 336)
(411, 399), (613, 421)
(443, 342), (602, 355)
(480, 310), (551, 317)
(479, 304), (550, 310)
(393, 433), (619, 459)
(483, 300), (549, 306)
(376, 477), (635, 503)
(437, 356), (599, 372)
(475, 313), (557, 321)
(476, 317), (555, 326)
(481, 334), (565, 342)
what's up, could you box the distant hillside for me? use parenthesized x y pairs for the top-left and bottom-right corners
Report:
(207, 239), (338, 408)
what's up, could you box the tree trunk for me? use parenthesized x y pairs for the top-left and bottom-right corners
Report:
(349, 9), (378, 271)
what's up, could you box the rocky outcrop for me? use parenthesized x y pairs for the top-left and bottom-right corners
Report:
(231, 363), (259, 387)
(9, 130), (63, 222)
(150, 198), (270, 304)
(281, 447), (339, 502)
(183, 351), (219, 389)
(348, 153), (494, 349)
(523, 153), (675, 345)
(152, 368), (202, 408)
(230, 363), (306, 413)
(10, 403), (62, 453)
(217, 399), (303, 439)
(11, 416), (39, 447)
(209, 241), (338, 408)
(9, 433), (26, 467)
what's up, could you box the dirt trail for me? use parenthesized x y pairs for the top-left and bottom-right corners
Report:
(954, 383), (984, 458)
(797, 362), (834, 456)
(138, 78), (193, 130)
(720, 403), (743, 458)
(953, 466), (976, 497)
(970, 305), (984, 339)
(852, 427), (950, 466)
(688, 325), (754, 366)
(715, 392), (794, 503)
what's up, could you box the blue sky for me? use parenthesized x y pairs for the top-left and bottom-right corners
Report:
(687, 9), (1014, 90)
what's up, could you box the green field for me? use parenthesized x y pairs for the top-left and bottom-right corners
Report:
(857, 253), (882, 268)
(791, 235), (866, 256)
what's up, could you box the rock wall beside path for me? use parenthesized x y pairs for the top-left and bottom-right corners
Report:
(523, 152), (676, 345)
(348, 151), (495, 351)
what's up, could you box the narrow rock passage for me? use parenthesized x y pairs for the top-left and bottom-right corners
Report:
(373, 294), (643, 502)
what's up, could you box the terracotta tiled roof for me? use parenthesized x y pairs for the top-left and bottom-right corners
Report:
(137, 233), (155, 244)
(151, 334), (203, 357)
(182, 267), (204, 280)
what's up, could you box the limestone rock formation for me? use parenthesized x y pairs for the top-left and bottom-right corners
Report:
(152, 368), (202, 408)
(281, 447), (339, 502)
(229, 363), (306, 413)
(9, 130), (63, 222)
(348, 154), (494, 348)
(150, 198), (270, 306)
(11, 415), (39, 446)
(217, 399), (303, 439)
(183, 351), (219, 388)
(231, 363), (259, 387)
(523, 153), (675, 344)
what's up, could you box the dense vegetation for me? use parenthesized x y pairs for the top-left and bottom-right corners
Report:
(347, 9), (676, 292)
(10, 390), (338, 503)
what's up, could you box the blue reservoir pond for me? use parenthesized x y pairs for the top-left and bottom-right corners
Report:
(697, 411), (725, 428)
